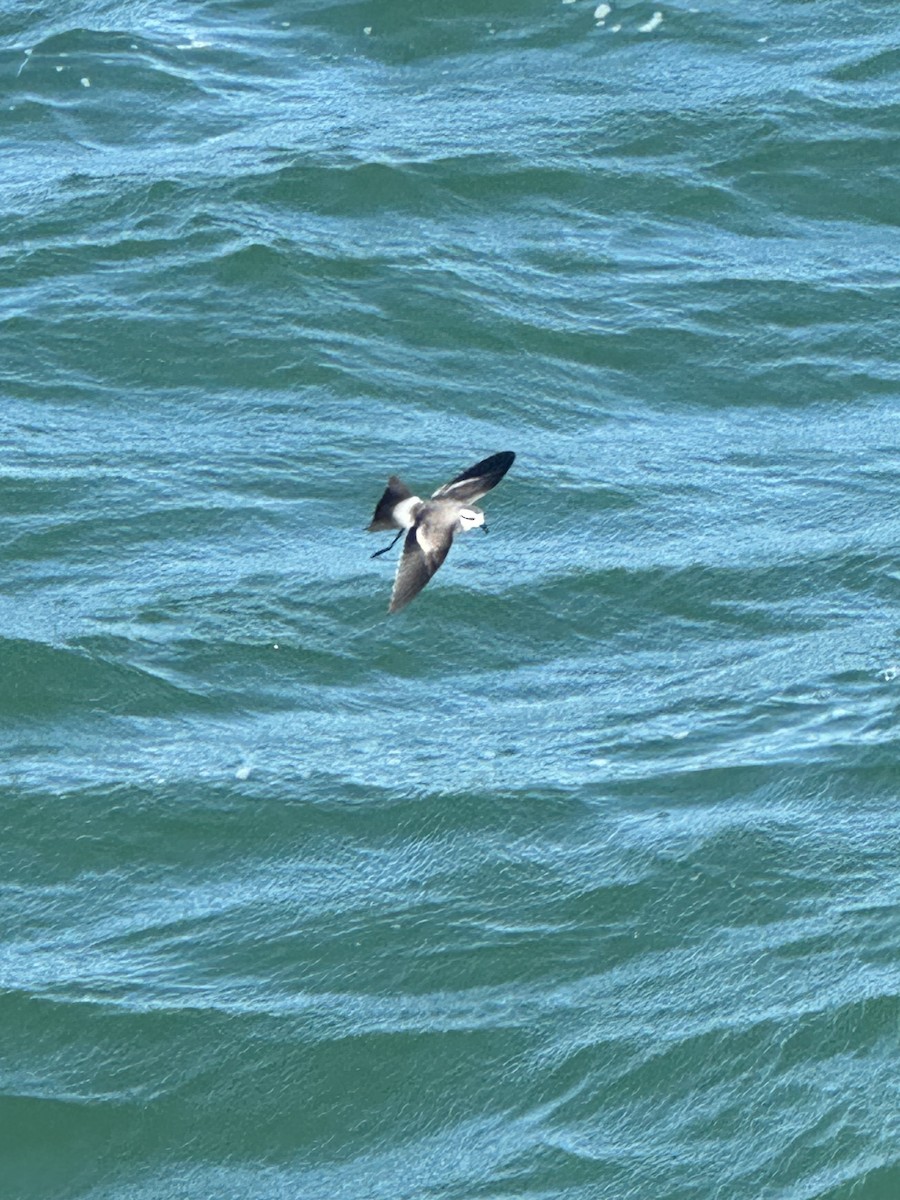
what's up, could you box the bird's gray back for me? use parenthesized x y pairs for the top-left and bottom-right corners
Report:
(415, 499), (462, 550)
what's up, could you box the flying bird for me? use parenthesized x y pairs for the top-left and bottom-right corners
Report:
(367, 451), (516, 613)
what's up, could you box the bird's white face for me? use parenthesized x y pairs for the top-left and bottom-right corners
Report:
(458, 508), (485, 532)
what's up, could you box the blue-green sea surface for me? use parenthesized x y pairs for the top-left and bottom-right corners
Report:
(1, 1), (898, 1197)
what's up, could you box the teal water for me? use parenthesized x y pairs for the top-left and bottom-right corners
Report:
(2, 1), (899, 1197)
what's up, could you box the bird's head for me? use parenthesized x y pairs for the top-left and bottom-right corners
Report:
(458, 507), (487, 533)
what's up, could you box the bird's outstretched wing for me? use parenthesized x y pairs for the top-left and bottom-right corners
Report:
(389, 515), (454, 613)
(431, 451), (515, 504)
(368, 475), (413, 531)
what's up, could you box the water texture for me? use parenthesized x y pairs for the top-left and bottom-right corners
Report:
(1, 1), (899, 1197)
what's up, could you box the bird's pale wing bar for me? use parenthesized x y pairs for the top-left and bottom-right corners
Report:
(431, 451), (515, 504)
(389, 519), (454, 612)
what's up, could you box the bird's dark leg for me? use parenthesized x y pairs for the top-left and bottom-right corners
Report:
(371, 529), (405, 559)
(481, 525), (489, 534)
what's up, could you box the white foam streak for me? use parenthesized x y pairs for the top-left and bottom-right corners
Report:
(639, 11), (664, 33)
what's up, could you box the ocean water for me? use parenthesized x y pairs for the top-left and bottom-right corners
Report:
(2, 1), (899, 1197)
